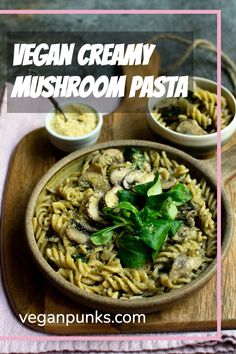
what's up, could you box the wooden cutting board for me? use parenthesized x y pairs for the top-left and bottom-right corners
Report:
(2, 129), (236, 334)
(1, 50), (236, 334)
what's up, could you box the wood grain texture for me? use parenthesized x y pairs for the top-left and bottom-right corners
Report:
(1, 126), (236, 334)
(1, 50), (236, 334)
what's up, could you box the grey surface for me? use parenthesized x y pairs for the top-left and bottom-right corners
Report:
(0, 0), (235, 91)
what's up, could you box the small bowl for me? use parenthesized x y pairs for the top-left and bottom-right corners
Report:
(45, 102), (103, 153)
(147, 77), (236, 155)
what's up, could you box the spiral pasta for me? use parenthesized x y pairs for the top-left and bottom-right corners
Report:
(152, 84), (233, 135)
(33, 148), (217, 299)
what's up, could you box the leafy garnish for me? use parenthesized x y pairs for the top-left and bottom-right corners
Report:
(91, 223), (125, 243)
(124, 147), (145, 169)
(90, 176), (192, 268)
(72, 254), (87, 263)
(158, 197), (178, 220)
(147, 174), (162, 197)
(115, 202), (142, 227)
(139, 207), (159, 223)
(141, 220), (172, 251)
(169, 220), (182, 235)
(167, 183), (193, 205)
(117, 189), (142, 206)
(134, 173), (162, 197)
(118, 235), (149, 269)
(146, 182), (192, 209)
(90, 230), (113, 245)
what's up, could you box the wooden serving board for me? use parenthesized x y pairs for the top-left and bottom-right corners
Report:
(1, 50), (236, 334)
(1, 127), (236, 335)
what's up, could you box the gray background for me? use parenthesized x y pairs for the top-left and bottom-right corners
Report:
(0, 0), (235, 91)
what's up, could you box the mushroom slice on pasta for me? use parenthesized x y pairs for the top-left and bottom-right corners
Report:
(66, 227), (89, 244)
(123, 170), (155, 190)
(87, 191), (107, 224)
(78, 172), (110, 191)
(169, 254), (203, 282)
(176, 119), (207, 135)
(109, 167), (131, 186)
(104, 186), (123, 208)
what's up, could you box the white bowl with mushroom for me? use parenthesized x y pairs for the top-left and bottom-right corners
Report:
(147, 77), (236, 155)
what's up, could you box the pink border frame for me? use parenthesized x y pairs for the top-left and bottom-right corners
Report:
(0, 9), (222, 343)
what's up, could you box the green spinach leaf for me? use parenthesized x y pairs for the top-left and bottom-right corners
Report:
(139, 207), (160, 223)
(124, 147), (145, 169)
(91, 223), (125, 246)
(117, 189), (142, 206)
(115, 202), (143, 227)
(158, 197), (178, 220)
(91, 230), (113, 245)
(167, 183), (192, 205)
(90, 175), (190, 268)
(147, 182), (192, 209)
(140, 220), (172, 251)
(169, 220), (182, 235)
(118, 235), (150, 268)
(147, 174), (162, 197)
(134, 173), (162, 197)
(141, 219), (182, 252)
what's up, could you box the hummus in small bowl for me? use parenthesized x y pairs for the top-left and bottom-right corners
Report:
(45, 102), (103, 152)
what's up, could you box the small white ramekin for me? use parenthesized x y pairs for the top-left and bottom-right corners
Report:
(45, 103), (103, 153)
(147, 77), (236, 155)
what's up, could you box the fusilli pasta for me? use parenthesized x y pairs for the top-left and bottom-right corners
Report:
(33, 148), (217, 299)
(152, 84), (233, 134)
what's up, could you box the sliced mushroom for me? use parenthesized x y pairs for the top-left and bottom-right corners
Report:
(172, 225), (190, 242)
(176, 119), (207, 135)
(76, 216), (98, 232)
(110, 167), (131, 185)
(77, 200), (99, 232)
(172, 224), (200, 243)
(78, 172), (110, 191)
(92, 148), (124, 166)
(178, 202), (197, 227)
(153, 97), (179, 111)
(122, 170), (155, 190)
(169, 254), (203, 282)
(86, 163), (104, 175)
(104, 186), (123, 208)
(66, 227), (89, 244)
(87, 191), (106, 223)
(161, 178), (177, 190)
(102, 149), (124, 164)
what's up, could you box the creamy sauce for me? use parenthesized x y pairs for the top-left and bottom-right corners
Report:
(51, 103), (98, 137)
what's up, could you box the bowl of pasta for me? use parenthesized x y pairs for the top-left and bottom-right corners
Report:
(25, 140), (233, 313)
(147, 77), (236, 155)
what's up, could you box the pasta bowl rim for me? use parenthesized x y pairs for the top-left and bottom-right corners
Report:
(25, 140), (233, 313)
(147, 76), (236, 146)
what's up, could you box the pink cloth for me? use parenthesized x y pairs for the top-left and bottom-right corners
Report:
(0, 84), (235, 353)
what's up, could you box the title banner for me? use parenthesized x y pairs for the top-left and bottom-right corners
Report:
(7, 32), (194, 113)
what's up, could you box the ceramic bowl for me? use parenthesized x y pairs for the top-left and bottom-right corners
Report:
(147, 77), (236, 155)
(45, 102), (103, 153)
(25, 140), (233, 314)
